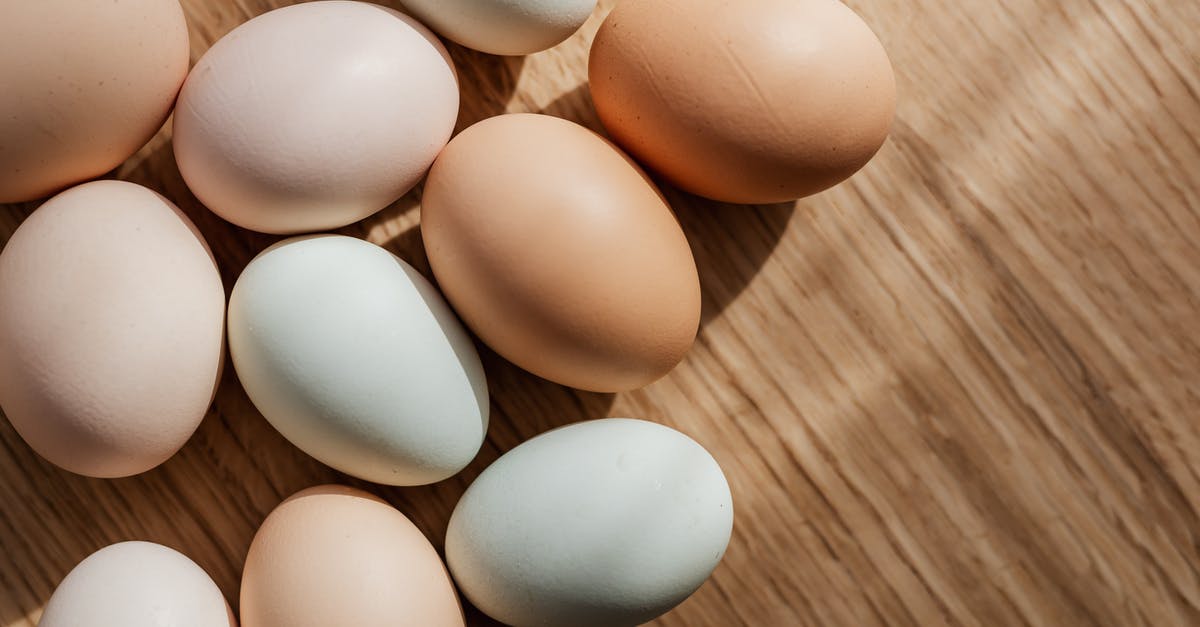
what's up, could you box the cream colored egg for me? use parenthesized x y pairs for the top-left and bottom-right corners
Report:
(0, 181), (225, 478)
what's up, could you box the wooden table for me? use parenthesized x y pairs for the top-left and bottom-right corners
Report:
(3, 1), (1199, 625)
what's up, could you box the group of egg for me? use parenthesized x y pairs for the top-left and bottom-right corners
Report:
(0, 0), (894, 625)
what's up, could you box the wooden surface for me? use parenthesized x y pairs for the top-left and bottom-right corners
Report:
(3, 0), (1200, 625)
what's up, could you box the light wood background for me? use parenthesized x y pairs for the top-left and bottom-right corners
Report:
(3, 0), (1199, 625)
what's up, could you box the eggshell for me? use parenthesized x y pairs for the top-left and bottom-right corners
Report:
(0, 0), (189, 203)
(421, 113), (700, 393)
(401, 0), (596, 56)
(173, 1), (459, 234)
(241, 485), (464, 627)
(446, 418), (733, 627)
(589, 0), (896, 204)
(227, 235), (488, 486)
(40, 541), (235, 627)
(0, 181), (225, 478)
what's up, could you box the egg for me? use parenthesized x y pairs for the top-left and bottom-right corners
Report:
(0, 0), (189, 203)
(173, 1), (459, 234)
(421, 113), (700, 393)
(589, 0), (896, 204)
(227, 235), (487, 486)
(0, 181), (225, 478)
(446, 418), (733, 627)
(400, 0), (597, 56)
(241, 485), (464, 627)
(40, 541), (235, 627)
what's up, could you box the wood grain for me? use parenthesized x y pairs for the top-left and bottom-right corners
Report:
(3, 0), (1199, 625)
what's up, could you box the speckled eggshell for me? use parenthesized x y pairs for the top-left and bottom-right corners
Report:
(446, 418), (734, 627)
(241, 485), (464, 627)
(421, 113), (701, 393)
(227, 235), (488, 486)
(589, 0), (897, 204)
(173, 1), (459, 234)
(0, 181), (225, 478)
(40, 541), (236, 627)
(0, 0), (189, 203)
(401, 0), (597, 56)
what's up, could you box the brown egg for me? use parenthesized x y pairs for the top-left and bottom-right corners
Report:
(589, 0), (896, 204)
(421, 114), (700, 393)
(0, 0), (189, 203)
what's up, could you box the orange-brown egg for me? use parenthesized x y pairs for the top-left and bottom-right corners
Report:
(589, 0), (896, 204)
(421, 113), (700, 393)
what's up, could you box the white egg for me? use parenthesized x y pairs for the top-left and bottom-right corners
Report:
(39, 541), (234, 627)
(400, 0), (597, 56)
(173, 1), (459, 234)
(446, 418), (733, 626)
(227, 235), (489, 486)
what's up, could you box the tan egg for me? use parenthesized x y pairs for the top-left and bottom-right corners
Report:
(589, 0), (896, 204)
(240, 485), (464, 627)
(0, 0), (189, 203)
(421, 113), (700, 393)
(0, 181), (225, 478)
